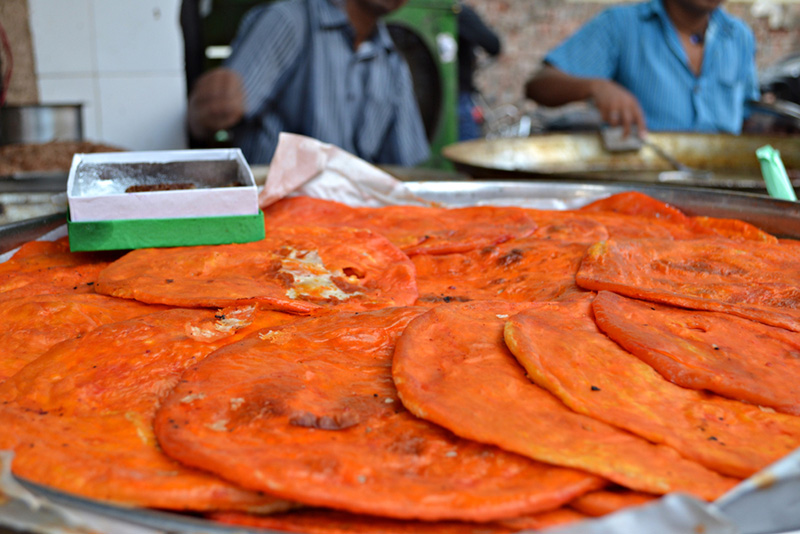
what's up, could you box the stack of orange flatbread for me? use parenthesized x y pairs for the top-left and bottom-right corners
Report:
(0, 190), (798, 533)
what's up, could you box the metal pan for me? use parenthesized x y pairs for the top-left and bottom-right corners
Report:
(0, 181), (799, 534)
(442, 132), (800, 192)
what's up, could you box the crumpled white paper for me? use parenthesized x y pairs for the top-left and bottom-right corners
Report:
(259, 133), (587, 211)
(258, 133), (435, 209)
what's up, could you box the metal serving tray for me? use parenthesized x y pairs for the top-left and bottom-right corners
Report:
(0, 180), (798, 534)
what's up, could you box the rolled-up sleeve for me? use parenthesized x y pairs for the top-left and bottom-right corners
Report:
(225, 4), (306, 119)
(544, 10), (620, 80)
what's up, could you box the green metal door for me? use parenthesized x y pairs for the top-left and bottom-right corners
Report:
(387, 0), (458, 170)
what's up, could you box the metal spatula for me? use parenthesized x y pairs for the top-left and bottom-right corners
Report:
(600, 126), (713, 182)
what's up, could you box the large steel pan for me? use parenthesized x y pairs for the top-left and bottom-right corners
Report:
(443, 132), (800, 192)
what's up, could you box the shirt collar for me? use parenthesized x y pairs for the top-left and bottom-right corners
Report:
(638, 0), (736, 37)
(318, 0), (350, 28)
(316, 0), (396, 53)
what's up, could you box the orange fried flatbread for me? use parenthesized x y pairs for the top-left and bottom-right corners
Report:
(0, 293), (166, 383)
(576, 238), (800, 332)
(392, 301), (737, 499)
(154, 307), (602, 522)
(689, 216), (777, 243)
(569, 488), (657, 517)
(525, 210), (609, 245)
(396, 205), (537, 256)
(0, 236), (120, 301)
(212, 507), (587, 534)
(0, 263), (106, 302)
(592, 291), (800, 416)
(262, 196), (538, 255)
(577, 192), (718, 240)
(575, 212), (691, 239)
(496, 508), (588, 531)
(504, 297), (800, 478)
(412, 239), (590, 305)
(579, 192), (692, 224)
(261, 195), (359, 228)
(96, 225), (417, 313)
(0, 307), (297, 511)
(0, 236), (121, 275)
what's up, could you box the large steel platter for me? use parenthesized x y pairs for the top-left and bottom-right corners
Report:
(0, 180), (798, 534)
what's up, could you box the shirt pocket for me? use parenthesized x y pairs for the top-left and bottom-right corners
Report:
(708, 45), (745, 132)
(713, 40), (742, 88)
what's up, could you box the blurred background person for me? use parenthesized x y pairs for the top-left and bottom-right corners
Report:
(524, 0), (759, 137)
(456, 2), (501, 141)
(186, 0), (430, 166)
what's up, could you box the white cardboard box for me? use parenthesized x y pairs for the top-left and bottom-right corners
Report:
(66, 149), (259, 222)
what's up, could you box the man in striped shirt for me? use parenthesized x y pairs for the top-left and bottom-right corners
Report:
(524, 0), (759, 137)
(187, 0), (430, 167)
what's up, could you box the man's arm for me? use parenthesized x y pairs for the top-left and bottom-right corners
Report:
(187, 3), (305, 144)
(525, 64), (647, 136)
(187, 68), (246, 142)
(458, 5), (501, 56)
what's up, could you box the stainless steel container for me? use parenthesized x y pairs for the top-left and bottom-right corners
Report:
(0, 104), (83, 146)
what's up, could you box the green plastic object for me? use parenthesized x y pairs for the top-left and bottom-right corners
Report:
(757, 145), (797, 202)
(68, 211), (265, 252)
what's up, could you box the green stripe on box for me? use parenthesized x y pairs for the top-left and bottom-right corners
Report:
(68, 211), (265, 252)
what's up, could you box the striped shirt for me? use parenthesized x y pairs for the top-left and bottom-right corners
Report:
(545, 0), (759, 134)
(225, 0), (430, 165)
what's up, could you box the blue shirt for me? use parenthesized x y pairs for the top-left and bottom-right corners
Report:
(225, 0), (430, 166)
(544, 0), (759, 133)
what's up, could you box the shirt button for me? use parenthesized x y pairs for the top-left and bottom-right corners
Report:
(694, 85), (700, 94)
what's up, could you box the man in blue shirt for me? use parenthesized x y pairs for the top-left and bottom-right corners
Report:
(187, 0), (430, 166)
(525, 0), (759, 137)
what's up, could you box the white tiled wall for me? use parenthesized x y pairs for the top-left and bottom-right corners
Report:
(28, 0), (188, 150)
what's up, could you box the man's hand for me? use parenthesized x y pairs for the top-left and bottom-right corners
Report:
(525, 66), (648, 138)
(588, 79), (647, 138)
(187, 68), (246, 142)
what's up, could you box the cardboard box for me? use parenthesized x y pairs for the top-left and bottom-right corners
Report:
(66, 149), (264, 251)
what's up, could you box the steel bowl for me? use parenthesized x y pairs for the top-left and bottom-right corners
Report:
(0, 104), (83, 146)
